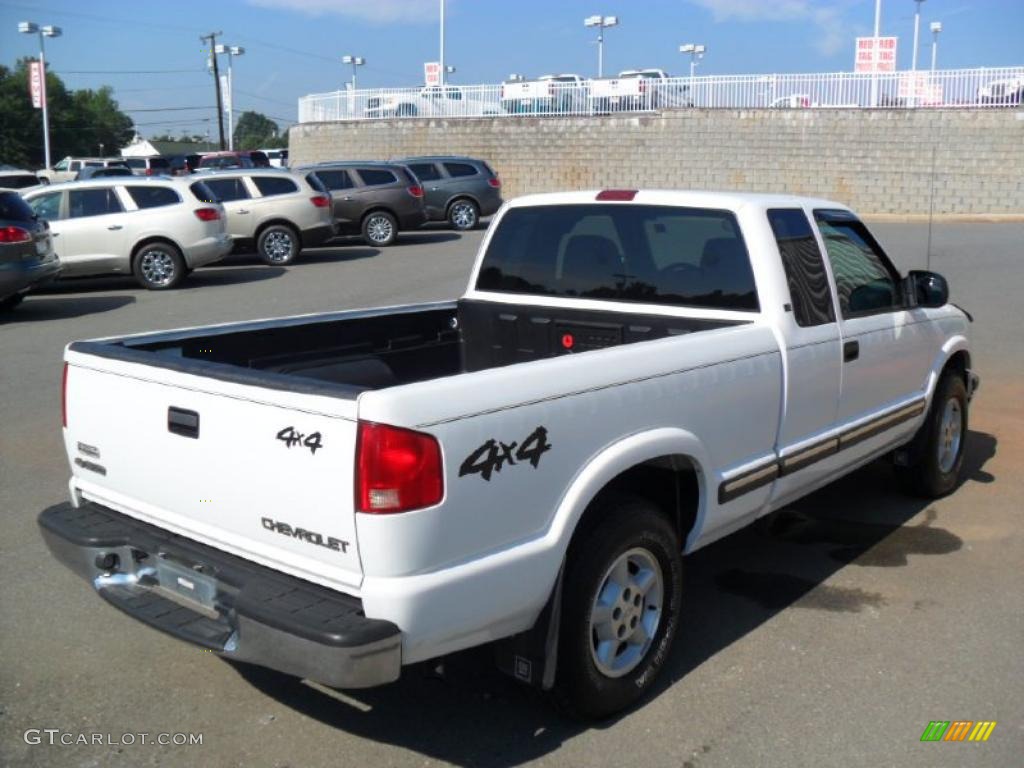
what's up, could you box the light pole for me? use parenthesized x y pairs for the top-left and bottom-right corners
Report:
(911, 0), (926, 73)
(679, 44), (705, 105)
(930, 21), (942, 72)
(18, 21), (62, 170)
(439, 0), (446, 85)
(584, 15), (618, 79)
(215, 44), (244, 151)
(870, 0), (882, 107)
(341, 55), (365, 91)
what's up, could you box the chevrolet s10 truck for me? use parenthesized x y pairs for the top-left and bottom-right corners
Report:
(40, 190), (977, 718)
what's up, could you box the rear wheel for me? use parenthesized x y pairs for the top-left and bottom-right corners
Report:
(447, 199), (479, 231)
(133, 242), (185, 290)
(257, 224), (299, 265)
(362, 211), (398, 247)
(553, 496), (682, 720)
(896, 373), (968, 497)
(0, 293), (25, 311)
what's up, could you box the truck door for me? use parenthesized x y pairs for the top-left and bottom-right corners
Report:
(59, 186), (130, 276)
(203, 176), (255, 242)
(765, 208), (843, 506)
(812, 210), (937, 464)
(312, 169), (360, 233)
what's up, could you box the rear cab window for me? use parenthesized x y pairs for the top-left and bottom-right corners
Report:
(252, 176), (299, 197)
(476, 204), (758, 311)
(767, 208), (835, 326)
(126, 186), (181, 209)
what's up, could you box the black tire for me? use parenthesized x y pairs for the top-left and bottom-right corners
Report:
(552, 495), (682, 720)
(257, 224), (299, 266)
(133, 241), (186, 290)
(896, 373), (968, 498)
(447, 199), (479, 231)
(361, 210), (398, 247)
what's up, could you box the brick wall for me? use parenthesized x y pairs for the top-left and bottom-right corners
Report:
(290, 109), (1024, 216)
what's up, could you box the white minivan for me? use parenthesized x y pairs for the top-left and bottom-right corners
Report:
(24, 178), (232, 289)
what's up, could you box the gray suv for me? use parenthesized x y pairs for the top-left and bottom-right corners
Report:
(298, 162), (426, 247)
(397, 156), (503, 230)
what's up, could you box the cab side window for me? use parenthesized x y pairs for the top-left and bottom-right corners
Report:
(768, 208), (835, 326)
(814, 210), (900, 317)
(203, 178), (250, 202)
(28, 192), (63, 221)
(68, 188), (123, 218)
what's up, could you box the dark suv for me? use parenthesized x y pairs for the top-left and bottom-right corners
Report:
(299, 162), (426, 246)
(0, 191), (61, 310)
(396, 156), (502, 230)
(198, 151), (271, 170)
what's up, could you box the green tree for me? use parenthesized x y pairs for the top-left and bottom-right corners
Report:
(233, 110), (284, 150)
(0, 58), (134, 168)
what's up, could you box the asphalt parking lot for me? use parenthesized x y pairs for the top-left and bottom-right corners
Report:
(1, 222), (1021, 768)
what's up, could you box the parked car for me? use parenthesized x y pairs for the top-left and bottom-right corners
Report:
(191, 169), (334, 265)
(39, 157), (128, 184)
(168, 154), (202, 176)
(259, 148), (289, 168)
(299, 161), (426, 246)
(75, 166), (135, 181)
(122, 156), (172, 177)
(0, 167), (47, 194)
(23, 177), (232, 289)
(365, 86), (504, 118)
(769, 94), (812, 108)
(398, 156), (502, 230)
(41, 189), (976, 719)
(500, 74), (587, 114)
(198, 151), (271, 170)
(590, 69), (690, 111)
(0, 190), (61, 310)
(977, 76), (1024, 105)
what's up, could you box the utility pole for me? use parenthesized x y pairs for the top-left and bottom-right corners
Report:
(439, 0), (445, 86)
(201, 31), (226, 150)
(870, 0), (882, 107)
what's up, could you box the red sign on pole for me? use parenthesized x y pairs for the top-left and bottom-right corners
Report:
(28, 60), (45, 109)
(855, 36), (898, 73)
(423, 61), (441, 87)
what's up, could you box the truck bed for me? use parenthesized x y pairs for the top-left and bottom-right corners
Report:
(72, 300), (747, 395)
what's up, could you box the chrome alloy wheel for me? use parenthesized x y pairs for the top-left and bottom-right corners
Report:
(263, 230), (294, 263)
(365, 214), (394, 244)
(139, 249), (177, 287)
(450, 201), (477, 230)
(937, 397), (963, 473)
(589, 547), (664, 678)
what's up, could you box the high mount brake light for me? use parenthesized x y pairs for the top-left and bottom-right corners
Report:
(596, 189), (637, 201)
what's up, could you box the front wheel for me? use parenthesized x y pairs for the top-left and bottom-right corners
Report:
(896, 373), (968, 497)
(133, 242), (185, 290)
(553, 496), (682, 720)
(362, 211), (398, 247)
(447, 199), (479, 231)
(0, 293), (25, 311)
(257, 224), (299, 265)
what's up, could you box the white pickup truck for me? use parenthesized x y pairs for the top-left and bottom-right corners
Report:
(40, 189), (977, 718)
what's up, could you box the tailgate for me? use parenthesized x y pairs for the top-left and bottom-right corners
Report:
(63, 356), (363, 592)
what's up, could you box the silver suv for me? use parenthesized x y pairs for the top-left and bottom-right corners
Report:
(23, 177), (232, 289)
(193, 169), (335, 265)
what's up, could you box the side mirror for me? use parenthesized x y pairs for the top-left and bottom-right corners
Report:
(905, 270), (949, 308)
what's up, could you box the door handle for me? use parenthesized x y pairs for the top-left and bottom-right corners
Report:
(168, 407), (200, 439)
(235, 209), (250, 214)
(51, 232), (60, 237)
(342, 196), (354, 201)
(429, 186), (440, 191)
(107, 224), (123, 230)
(843, 340), (860, 362)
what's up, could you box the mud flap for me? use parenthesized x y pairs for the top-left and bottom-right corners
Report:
(494, 565), (564, 690)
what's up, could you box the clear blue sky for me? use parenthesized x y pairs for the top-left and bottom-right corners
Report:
(1, 0), (1021, 140)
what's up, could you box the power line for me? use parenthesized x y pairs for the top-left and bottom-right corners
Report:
(0, 1), (197, 34)
(57, 69), (206, 75)
(121, 106), (215, 113)
(234, 89), (296, 108)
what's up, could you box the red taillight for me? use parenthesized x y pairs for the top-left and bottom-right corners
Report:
(145, 168), (153, 176)
(800, 97), (810, 108)
(194, 208), (220, 221)
(310, 195), (330, 208)
(487, 177), (501, 189)
(0, 226), (32, 243)
(406, 185), (424, 198)
(596, 189), (638, 201)
(61, 363), (68, 428)
(356, 421), (443, 513)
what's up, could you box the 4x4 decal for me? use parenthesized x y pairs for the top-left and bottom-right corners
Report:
(459, 426), (552, 482)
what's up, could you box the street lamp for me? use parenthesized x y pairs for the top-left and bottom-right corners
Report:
(341, 55), (366, 91)
(18, 21), (62, 170)
(911, 0), (926, 73)
(679, 43), (706, 106)
(584, 15), (618, 79)
(215, 44), (244, 150)
(930, 21), (942, 72)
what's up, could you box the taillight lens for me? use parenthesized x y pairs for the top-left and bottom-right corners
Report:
(0, 226), (32, 243)
(310, 195), (330, 208)
(194, 208), (220, 221)
(61, 363), (68, 428)
(407, 185), (424, 198)
(356, 421), (443, 513)
(487, 177), (501, 189)
(145, 168), (153, 176)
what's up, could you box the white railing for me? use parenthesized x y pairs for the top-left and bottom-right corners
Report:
(298, 67), (1024, 123)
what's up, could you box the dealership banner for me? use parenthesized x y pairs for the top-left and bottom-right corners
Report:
(28, 60), (44, 109)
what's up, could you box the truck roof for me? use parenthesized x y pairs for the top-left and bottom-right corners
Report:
(505, 189), (850, 214)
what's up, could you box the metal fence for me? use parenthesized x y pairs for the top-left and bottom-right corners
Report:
(298, 67), (1024, 123)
